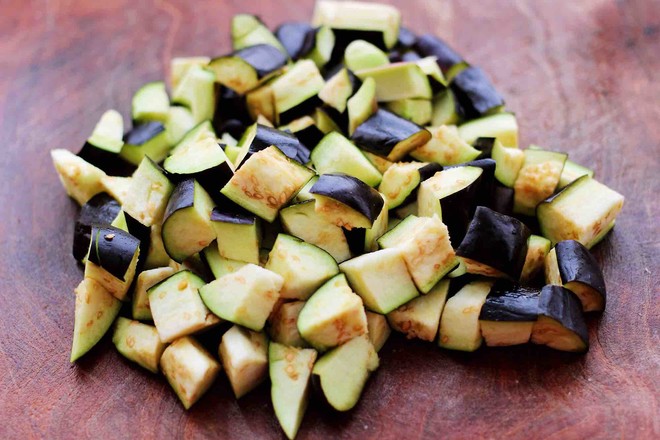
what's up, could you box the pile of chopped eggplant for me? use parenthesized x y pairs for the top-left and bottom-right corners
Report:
(50, 1), (625, 438)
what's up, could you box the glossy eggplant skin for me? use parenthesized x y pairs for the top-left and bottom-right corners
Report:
(73, 193), (121, 261)
(473, 137), (496, 159)
(555, 240), (607, 299)
(78, 143), (134, 176)
(491, 184), (514, 216)
(210, 206), (257, 226)
(351, 109), (429, 158)
(396, 27), (417, 49)
(163, 179), (195, 222)
(217, 118), (247, 140)
(247, 125), (311, 165)
(450, 66), (504, 119)
(310, 173), (384, 223)
(438, 170), (483, 247)
(479, 282), (540, 322)
(124, 212), (151, 272)
(449, 158), (496, 210)
(213, 87), (251, 130)
(123, 121), (165, 146)
(414, 34), (463, 72)
(292, 124), (325, 152)
(538, 285), (589, 345)
(456, 206), (531, 280)
(88, 225), (140, 280)
(343, 227), (366, 256)
(235, 44), (288, 77)
(275, 22), (316, 60)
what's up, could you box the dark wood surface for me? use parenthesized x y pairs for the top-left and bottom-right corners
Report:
(1, 0), (658, 438)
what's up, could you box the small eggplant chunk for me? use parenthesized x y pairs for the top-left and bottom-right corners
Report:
(112, 317), (167, 373)
(71, 278), (122, 362)
(199, 264), (284, 331)
(279, 116), (326, 152)
(160, 336), (221, 410)
(312, 334), (379, 412)
(410, 125), (480, 166)
(531, 285), (589, 352)
(268, 300), (308, 347)
(450, 66), (504, 119)
(318, 67), (362, 119)
(73, 193), (121, 262)
(513, 147), (567, 216)
(235, 123), (311, 167)
(457, 112), (519, 147)
(77, 109), (128, 175)
(84, 225), (140, 301)
(148, 271), (221, 343)
(414, 34), (463, 72)
(352, 109), (431, 162)
(387, 279), (449, 342)
(456, 206), (531, 280)
(439, 279), (494, 351)
(344, 39), (390, 71)
(479, 283), (540, 347)
(120, 121), (171, 166)
(132, 266), (176, 321)
(219, 325), (269, 399)
(297, 274), (368, 351)
(122, 157), (174, 227)
(311, 132), (382, 187)
(131, 81), (169, 123)
(545, 240), (607, 312)
(269, 343), (317, 440)
(365, 311), (391, 352)
(310, 173), (385, 230)
(231, 14), (286, 53)
(51, 149), (107, 205)
(208, 44), (288, 95)
(210, 206), (261, 265)
(378, 162), (442, 209)
(201, 244), (248, 279)
(270, 60), (325, 124)
(492, 140), (524, 187)
(171, 64), (216, 124)
(520, 235), (552, 284)
(276, 22), (316, 60)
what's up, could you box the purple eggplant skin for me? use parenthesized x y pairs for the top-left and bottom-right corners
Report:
(473, 137), (496, 159)
(163, 178), (196, 223)
(213, 87), (251, 130)
(414, 34), (463, 73)
(123, 121), (165, 146)
(479, 281), (540, 322)
(275, 22), (316, 60)
(343, 227), (366, 256)
(351, 109), (430, 158)
(210, 206), (257, 226)
(555, 240), (607, 303)
(73, 193), (122, 262)
(491, 183), (515, 216)
(293, 124), (325, 152)
(448, 158), (496, 211)
(124, 211), (151, 271)
(240, 125), (311, 167)
(437, 167), (483, 247)
(217, 118), (247, 140)
(396, 27), (417, 49)
(234, 44), (288, 78)
(310, 173), (385, 224)
(88, 225), (140, 281)
(78, 143), (134, 177)
(538, 285), (589, 347)
(457, 206), (532, 280)
(450, 66), (505, 120)
(328, 29), (388, 67)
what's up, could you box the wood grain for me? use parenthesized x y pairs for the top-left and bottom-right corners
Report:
(0, 0), (658, 438)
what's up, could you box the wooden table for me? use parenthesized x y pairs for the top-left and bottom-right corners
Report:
(1, 0), (658, 438)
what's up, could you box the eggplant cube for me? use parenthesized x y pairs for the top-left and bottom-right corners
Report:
(132, 266), (175, 321)
(122, 157), (174, 227)
(51, 149), (106, 205)
(112, 317), (167, 373)
(520, 235), (552, 284)
(410, 125), (480, 166)
(365, 311), (391, 352)
(268, 300), (308, 348)
(211, 207), (261, 265)
(219, 325), (268, 398)
(199, 264), (284, 331)
(160, 336), (221, 409)
(297, 274), (368, 351)
(387, 279), (449, 342)
(148, 271), (221, 343)
(479, 284), (540, 347)
(339, 248), (419, 314)
(438, 280), (494, 351)
(531, 285), (589, 352)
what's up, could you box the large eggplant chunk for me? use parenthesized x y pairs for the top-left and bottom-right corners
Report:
(414, 34), (463, 73)
(77, 109), (129, 175)
(355, 63), (432, 102)
(344, 40), (389, 72)
(120, 121), (171, 166)
(531, 285), (589, 352)
(448, 158), (496, 209)
(417, 165), (484, 246)
(235, 123), (311, 167)
(219, 325), (269, 399)
(113, 318), (168, 373)
(378, 162), (442, 209)
(51, 149), (107, 206)
(269, 343), (317, 440)
(311, 132), (382, 187)
(270, 60), (325, 125)
(513, 148), (567, 216)
(164, 137), (235, 197)
(450, 66), (504, 119)
(456, 206), (531, 280)
(311, 334), (379, 412)
(520, 234), (552, 284)
(479, 283), (540, 347)
(73, 193), (121, 262)
(310, 173), (385, 229)
(84, 225), (141, 301)
(208, 44), (288, 95)
(545, 240), (607, 312)
(231, 14), (286, 54)
(131, 81), (169, 124)
(210, 205), (261, 265)
(161, 179), (216, 263)
(275, 22), (316, 60)
(537, 176), (624, 248)
(385, 98), (432, 126)
(352, 109), (431, 162)
(387, 279), (449, 342)
(123, 157), (174, 228)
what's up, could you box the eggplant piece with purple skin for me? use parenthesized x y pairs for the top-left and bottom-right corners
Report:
(414, 34), (463, 73)
(310, 173), (384, 230)
(124, 211), (151, 273)
(396, 27), (417, 49)
(73, 193), (122, 262)
(281, 117), (325, 151)
(213, 87), (251, 131)
(235, 123), (310, 168)
(479, 282), (540, 346)
(275, 22), (316, 60)
(491, 183), (514, 216)
(450, 66), (505, 120)
(210, 205), (261, 265)
(472, 137), (496, 159)
(531, 285), (589, 352)
(546, 240), (607, 312)
(351, 109), (431, 162)
(456, 206), (531, 280)
(448, 158), (496, 210)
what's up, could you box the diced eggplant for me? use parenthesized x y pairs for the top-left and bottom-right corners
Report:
(169, 119), (217, 156)
(219, 325), (269, 398)
(346, 77), (378, 136)
(545, 240), (607, 312)
(447, 157), (496, 210)
(513, 147), (567, 216)
(431, 89), (460, 127)
(472, 137), (496, 159)
(520, 235), (552, 284)
(171, 64), (216, 124)
(144, 223), (172, 269)
(457, 112), (519, 147)
(438, 279), (494, 351)
(385, 98), (432, 126)
(345, 40), (390, 71)
(201, 243), (247, 279)
(124, 211), (151, 273)
(297, 274), (368, 351)
(51, 149), (107, 205)
(119, 121), (171, 165)
(70, 278), (122, 362)
(147, 270), (220, 343)
(279, 116), (325, 152)
(558, 159), (594, 190)
(77, 109), (128, 174)
(208, 44), (287, 95)
(305, 25), (336, 68)
(231, 14), (287, 54)
(268, 300), (308, 347)
(213, 88), (251, 131)
(479, 283), (540, 346)
(492, 140), (524, 187)
(73, 193), (121, 262)
(235, 123), (311, 167)
(312, 334), (379, 412)
(166, 106), (197, 146)
(270, 60), (325, 124)
(222, 146), (314, 222)
(276, 22), (316, 60)
(311, 132), (382, 187)
(160, 336), (221, 409)
(537, 176), (624, 248)
(131, 81), (169, 123)
(410, 125), (480, 166)
(387, 279), (449, 341)
(170, 56), (210, 91)
(132, 266), (175, 321)
(123, 157), (174, 227)
(375, 162), (432, 209)
(199, 264), (283, 331)
(450, 66), (504, 119)
(269, 342), (317, 440)
(112, 317), (167, 373)
(209, 205), (260, 264)
(352, 109), (431, 161)
(355, 62), (432, 102)
(414, 34), (463, 72)
(310, 173), (385, 229)
(363, 151), (395, 174)
(456, 206), (531, 280)
(531, 285), (589, 352)
(318, 67), (362, 116)
(365, 311), (391, 352)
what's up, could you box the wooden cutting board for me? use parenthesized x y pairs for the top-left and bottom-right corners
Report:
(1, 0), (658, 438)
